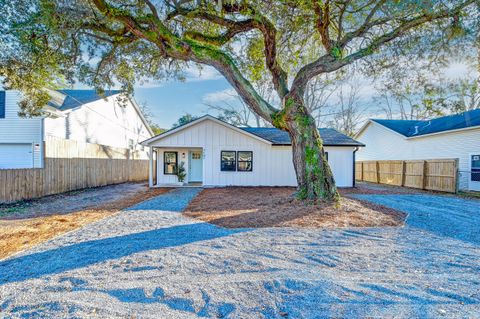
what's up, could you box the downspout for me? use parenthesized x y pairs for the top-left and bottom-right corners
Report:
(353, 147), (359, 188)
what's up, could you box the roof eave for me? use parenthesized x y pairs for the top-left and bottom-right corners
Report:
(140, 115), (273, 146)
(271, 143), (365, 147)
(406, 124), (480, 139)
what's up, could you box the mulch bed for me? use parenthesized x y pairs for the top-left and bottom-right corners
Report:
(0, 186), (170, 260)
(184, 187), (406, 229)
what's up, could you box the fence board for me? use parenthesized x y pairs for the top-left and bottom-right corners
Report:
(0, 136), (149, 203)
(356, 159), (458, 193)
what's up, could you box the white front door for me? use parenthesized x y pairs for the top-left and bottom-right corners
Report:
(469, 153), (480, 191)
(189, 151), (203, 182)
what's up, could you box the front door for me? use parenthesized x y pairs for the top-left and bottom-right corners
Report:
(189, 151), (203, 182)
(469, 153), (480, 191)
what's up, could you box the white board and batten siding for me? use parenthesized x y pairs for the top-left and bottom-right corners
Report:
(356, 121), (480, 190)
(0, 91), (44, 169)
(149, 118), (356, 187)
(45, 95), (152, 158)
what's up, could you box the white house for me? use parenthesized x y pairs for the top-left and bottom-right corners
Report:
(141, 115), (364, 188)
(355, 109), (480, 191)
(0, 89), (153, 169)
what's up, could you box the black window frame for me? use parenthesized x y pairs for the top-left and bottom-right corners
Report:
(220, 150), (237, 172)
(163, 151), (178, 175)
(237, 151), (253, 172)
(0, 91), (5, 119)
(472, 154), (480, 182)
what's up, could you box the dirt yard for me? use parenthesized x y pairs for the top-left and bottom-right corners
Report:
(184, 186), (406, 228)
(0, 183), (169, 260)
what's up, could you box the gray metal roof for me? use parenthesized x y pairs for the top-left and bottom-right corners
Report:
(372, 109), (480, 137)
(49, 90), (122, 111)
(241, 127), (365, 146)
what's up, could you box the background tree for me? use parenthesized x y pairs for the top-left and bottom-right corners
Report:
(172, 113), (199, 128)
(1, 0), (478, 201)
(205, 80), (273, 127)
(328, 82), (366, 137)
(140, 102), (165, 134)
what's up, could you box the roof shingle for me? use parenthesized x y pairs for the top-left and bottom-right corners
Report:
(241, 127), (365, 146)
(49, 90), (122, 111)
(372, 109), (480, 137)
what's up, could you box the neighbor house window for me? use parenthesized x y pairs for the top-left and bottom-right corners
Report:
(325, 152), (328, 161)
(237, 151), (253, 172)
(0, 91), (5, 119)
(221, 151), (236, 171)
(164, 151), (178, 175)
(472, 155), (480, 182)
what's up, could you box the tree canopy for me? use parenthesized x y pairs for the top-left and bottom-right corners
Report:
(1, 0), (478, 117)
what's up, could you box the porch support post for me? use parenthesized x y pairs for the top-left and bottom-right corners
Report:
(148, 146), (154, 187)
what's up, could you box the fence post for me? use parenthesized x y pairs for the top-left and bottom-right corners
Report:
(422, 160), (427, 190)
(401, 161), (406, 187)
(454, 159), (459, 194)
(360, 162), (364, 181)
(376, 161), (381, 184)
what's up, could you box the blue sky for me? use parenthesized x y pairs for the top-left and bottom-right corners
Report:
(135, 76), (231, 129)
(130, 62), (473, 129)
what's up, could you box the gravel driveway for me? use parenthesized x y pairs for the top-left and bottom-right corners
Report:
(1, 188), (479, 318)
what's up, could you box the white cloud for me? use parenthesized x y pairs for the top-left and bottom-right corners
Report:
(184, 64), (223, 82)
(202, 88), (239, 104)
(444, 62), (476, 79)
(134, 80), (165, 89)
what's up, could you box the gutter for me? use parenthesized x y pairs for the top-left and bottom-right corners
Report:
(352, 147), (359, 187)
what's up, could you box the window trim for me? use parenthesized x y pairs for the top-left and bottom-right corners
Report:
(0, 91), (5, 119)
(237, 151), (253, 172)
(471, 154), (480, 182)
(220, 150), (237, 172)
(163, 151), (178, 175)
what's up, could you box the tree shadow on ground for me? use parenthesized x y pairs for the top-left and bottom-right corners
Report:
(0, 222), (245, 285)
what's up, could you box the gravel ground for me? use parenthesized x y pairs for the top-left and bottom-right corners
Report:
(0, 183), (149, 219)
(1, 187), (480, 318)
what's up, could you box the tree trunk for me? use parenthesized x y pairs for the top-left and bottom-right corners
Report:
(273, 93), (339, 202)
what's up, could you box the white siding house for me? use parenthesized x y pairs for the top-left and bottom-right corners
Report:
(0, 89), (153, 169)
(356, 110), (480, 191)
(141, 116), (364, 188)
(45, 90), (152, 151)
(0, 91), (44, 168)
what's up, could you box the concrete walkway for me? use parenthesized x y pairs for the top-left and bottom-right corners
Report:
(1, 188), (479, 318)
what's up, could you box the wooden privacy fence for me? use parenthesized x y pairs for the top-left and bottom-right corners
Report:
(0, 136), (149, 203)
(356, 159), (458, 193)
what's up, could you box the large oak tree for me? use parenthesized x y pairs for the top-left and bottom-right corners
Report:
(1, 0), (478, 201)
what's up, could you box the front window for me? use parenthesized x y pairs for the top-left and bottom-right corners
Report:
(164, 151), (177, 175)
(472, 155), (480, 182)
(221, 151), (236, 171)
(237, 151), (253, 172)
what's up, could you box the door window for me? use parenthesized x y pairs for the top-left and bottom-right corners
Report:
(192, 152), (202, 160)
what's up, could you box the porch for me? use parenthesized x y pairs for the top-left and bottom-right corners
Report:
(148, 146), (204, 187)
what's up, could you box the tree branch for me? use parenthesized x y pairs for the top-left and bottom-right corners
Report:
(338, 0), (387, 47)
(292, 0), (476, 94)
(90, 0), (278, 122)
(313, 0), (333, 51)
(168, 5), (289, 98)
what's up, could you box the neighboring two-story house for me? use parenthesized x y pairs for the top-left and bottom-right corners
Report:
(0, 90), (153, 169)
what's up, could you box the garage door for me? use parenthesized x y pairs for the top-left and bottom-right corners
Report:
(0, 144), (33, 169)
